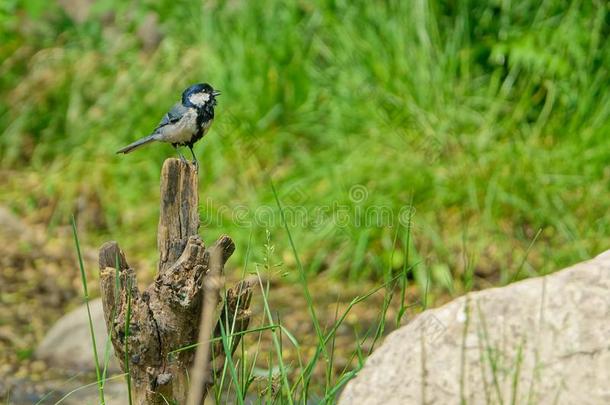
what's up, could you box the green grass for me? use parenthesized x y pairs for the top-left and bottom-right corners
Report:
(71, 215), (105, 405)
(1, 1), (609, 293)
(202, 223), (414, 404)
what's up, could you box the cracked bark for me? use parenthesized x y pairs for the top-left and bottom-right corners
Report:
(98, 159), (253, 404)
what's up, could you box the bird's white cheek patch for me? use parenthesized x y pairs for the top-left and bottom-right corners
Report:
(189, 92), (210, 106)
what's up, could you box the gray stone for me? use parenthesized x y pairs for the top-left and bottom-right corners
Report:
(340, 250), (610, 405)
(35, 298), (120, 373)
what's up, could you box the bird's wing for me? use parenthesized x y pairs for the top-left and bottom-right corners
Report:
(155, 102), (188, 130)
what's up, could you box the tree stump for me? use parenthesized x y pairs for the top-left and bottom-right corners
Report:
(98, 159), (252, 404)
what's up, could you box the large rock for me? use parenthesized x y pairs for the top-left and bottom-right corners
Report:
(35, 298), (120, 373)
(340, 250), (610, 405)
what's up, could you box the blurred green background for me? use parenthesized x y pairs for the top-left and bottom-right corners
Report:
(1, 0), (609, 295)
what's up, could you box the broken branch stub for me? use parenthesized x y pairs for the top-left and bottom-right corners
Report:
(98, 159), (252, 404)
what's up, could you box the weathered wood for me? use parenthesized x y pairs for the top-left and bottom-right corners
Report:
(157, 159), (200, 273)
(98, 158), (253, 404)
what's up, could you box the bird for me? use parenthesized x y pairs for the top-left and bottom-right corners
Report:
(116, 83), (220, 166)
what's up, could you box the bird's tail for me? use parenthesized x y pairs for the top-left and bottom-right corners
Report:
(116, 134), (159, 154)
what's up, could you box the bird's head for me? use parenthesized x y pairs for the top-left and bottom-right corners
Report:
(181, 83), (220, 109)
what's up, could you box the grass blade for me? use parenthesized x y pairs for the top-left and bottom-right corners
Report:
(70, 215), (105, 405)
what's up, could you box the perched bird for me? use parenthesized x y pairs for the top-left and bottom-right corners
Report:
(117, 83), (220, 165)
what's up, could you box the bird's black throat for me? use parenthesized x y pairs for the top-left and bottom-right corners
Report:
(189, 102), (215, 147)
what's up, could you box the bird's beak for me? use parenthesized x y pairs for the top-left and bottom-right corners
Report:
(212, 90), (221, 97)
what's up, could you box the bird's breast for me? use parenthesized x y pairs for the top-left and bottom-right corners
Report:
(158, 109), (199, 144)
